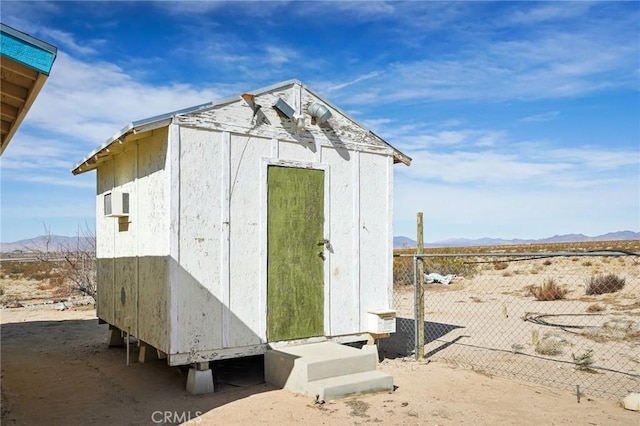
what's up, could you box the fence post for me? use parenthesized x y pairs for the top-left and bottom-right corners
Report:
(416, 212), (425, 359)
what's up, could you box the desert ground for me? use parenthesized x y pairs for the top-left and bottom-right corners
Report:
(0, 307), (638, 424)
(384, 251), (640, 401)
(1, 305), (638, 425)
(1, 244), (639, 425)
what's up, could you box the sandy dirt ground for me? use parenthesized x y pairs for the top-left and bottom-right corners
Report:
(383, 254), (640, 399)
(1, 305), (638, 426)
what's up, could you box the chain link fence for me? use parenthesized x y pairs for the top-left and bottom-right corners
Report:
(379, 250), (640, 399)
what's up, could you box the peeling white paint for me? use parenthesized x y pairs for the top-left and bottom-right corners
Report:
(91, 82), (401, 365)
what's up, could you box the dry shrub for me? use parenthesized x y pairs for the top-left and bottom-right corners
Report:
(585, 273), (626, 295)
(572, 349), (595, 371)
(393, 255), (414, 287)
(542, 259), (552, 266)
(529, 278), (568, 301)
(6, 260), (60, 281)
(502, 271), (513, 277)
(582, 261), (593, 267)
(584, 319), (638, 343)
(586, 303), (604, 313)
(427, 257), (478, 278)
(493, 262), (508, 270)
(535, 335), (564, 355)
(522, 284), (535, 296)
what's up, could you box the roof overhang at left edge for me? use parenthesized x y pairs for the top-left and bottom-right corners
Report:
(71, 102), (214, 175)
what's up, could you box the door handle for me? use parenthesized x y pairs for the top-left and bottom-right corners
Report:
(317, 239), (330, 249)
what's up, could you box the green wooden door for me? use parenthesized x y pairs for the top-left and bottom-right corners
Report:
(267, 166), (325, 342)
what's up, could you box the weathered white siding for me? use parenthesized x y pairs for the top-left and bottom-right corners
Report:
(135, 130), (170, 350)
(90, 81), (404, 365)
(322, 146), (358, 336)
(228, 133), (271, 347)
(95, 129), (170, 349)
(175, 126), (225, 354)
(358, 153), (393, 326)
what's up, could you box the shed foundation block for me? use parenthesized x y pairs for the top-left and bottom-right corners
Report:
(108, 326), (125, 347)
(138, 341), (160, 363)
(186, 363), (214, 395)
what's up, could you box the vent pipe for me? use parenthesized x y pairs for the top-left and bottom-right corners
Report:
(307, 103), (332, 125)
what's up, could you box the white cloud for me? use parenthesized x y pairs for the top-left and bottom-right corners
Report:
(520, 111), (560, 122)
(323, 72), (382, 94)
(328, 26), (638, 105)
(264, 45), (298, 65)
(508, 3), (594, 25)
(37, 28), (101, 56)
(540, 147), (640, 171)
(26, 52), (223, 148)
(399, 150), (572, 185)
(393, 174), (639, 241)
(292, 1), (396, 19)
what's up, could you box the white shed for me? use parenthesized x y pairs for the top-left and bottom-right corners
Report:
(72, 79), (411, 371)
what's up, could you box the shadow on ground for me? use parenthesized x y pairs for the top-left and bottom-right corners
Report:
(1, 317), (271, 425)
(378, 317), (464, 359)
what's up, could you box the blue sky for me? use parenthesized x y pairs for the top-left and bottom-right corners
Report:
(1, 1), (638, 243)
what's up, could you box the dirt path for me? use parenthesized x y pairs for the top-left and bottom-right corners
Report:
(1, 306), (637, 425)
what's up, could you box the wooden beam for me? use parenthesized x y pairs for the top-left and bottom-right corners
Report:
(0, 103), (18, 121)
(1, 57), (38, 81)
(1, 79), (29, 104)
(1, 66), (35, 89)
(0, 119), (10, 133)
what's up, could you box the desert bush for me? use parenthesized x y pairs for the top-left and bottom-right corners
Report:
(585, 273), (626, 295)
(542, 259), (552, 266)
(393, 256), (414, 286)
(529, 278), (568, 301)
(572, 349), (594, 371)
(427, 257), (478, 278)
(6, 260), (57, 281)
(535, 334), (564, 355)
(582, 261), (593, 267)
(493, 262), (508, 270)
(586, 303), (604, 313)
(502, 271), (513, 277)
(24, 225), (97, 300)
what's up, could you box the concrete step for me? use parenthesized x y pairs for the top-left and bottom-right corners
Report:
(309, 370), (394, 401)
(273, 342), (377, 382)
(265, 342), (394, 400)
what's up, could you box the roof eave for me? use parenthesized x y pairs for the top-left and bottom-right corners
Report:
(71, 79), (412, 174)
(71, 102), (214, 175)
(303, 85), (411, 167)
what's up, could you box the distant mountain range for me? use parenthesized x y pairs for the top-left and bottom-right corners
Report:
(1, 235), (94, 253)
(394, 230), (640, 248)
(1, 231), (638, 252)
